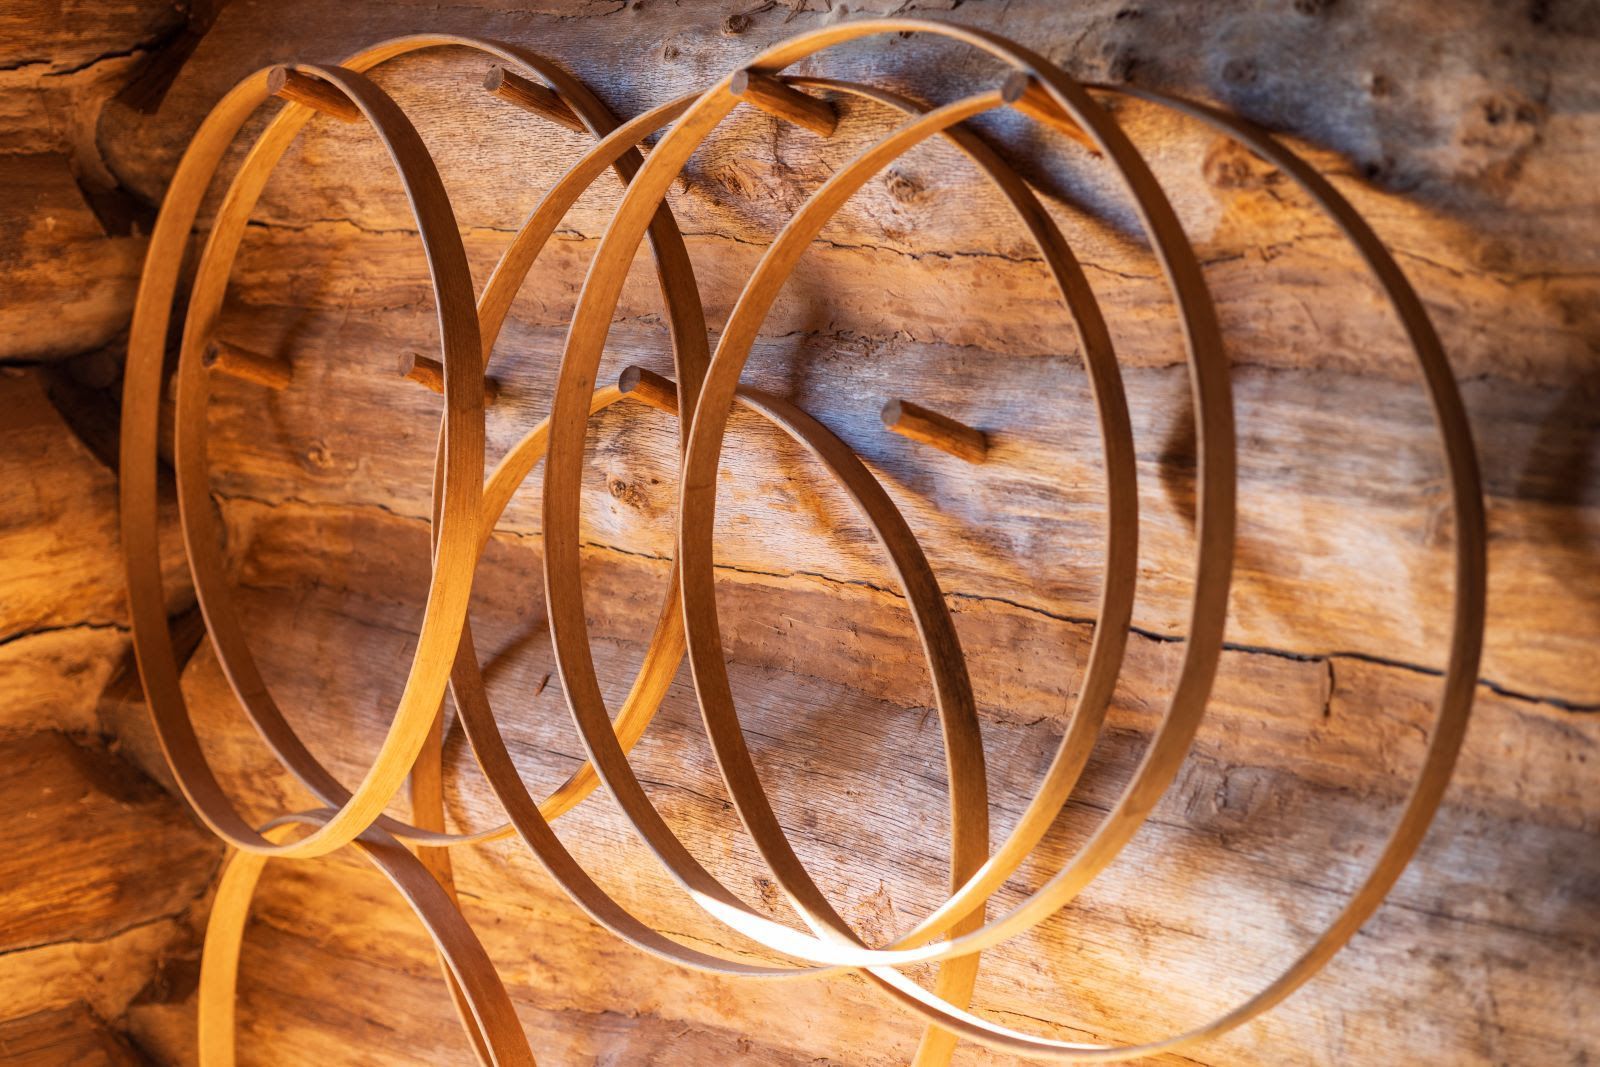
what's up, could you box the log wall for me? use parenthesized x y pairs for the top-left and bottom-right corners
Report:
(1, 1), (1596, 1064)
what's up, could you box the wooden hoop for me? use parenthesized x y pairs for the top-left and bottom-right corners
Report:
(120, 18), (1486, 1064)
(197, 810), (535, 1067)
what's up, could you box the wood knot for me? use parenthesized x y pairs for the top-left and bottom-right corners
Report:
(1202, 137), (1275, 191)
(883, 169), (926, 205)
(1221, 56), (1258, 86)
(606, 475), (649, 510)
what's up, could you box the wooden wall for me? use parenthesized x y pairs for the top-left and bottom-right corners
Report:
(1, 0), (1596, 1063)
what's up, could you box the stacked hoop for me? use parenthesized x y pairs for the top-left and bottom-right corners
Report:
(119, 20), (1485, 1066)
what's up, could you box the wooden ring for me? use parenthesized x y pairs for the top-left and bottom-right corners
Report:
(125, 20), (1485, 1063)
(535, 28), (1234, 1054)
(123, 58), (486, 860)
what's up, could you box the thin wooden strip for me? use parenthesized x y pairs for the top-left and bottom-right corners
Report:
(197, 812), (535, 1067)
(166, 61), (485, 860)
(534, 19), (1230, 1062)
(124, 36), (690, 861)
(449, 79), (1138, 1044)
(586, 39), (1483, 1065)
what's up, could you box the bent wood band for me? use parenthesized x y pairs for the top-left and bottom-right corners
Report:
(122, 19), (1486, 1065)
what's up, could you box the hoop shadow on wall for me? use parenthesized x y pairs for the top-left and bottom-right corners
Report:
(117, 17), (1485, 1066)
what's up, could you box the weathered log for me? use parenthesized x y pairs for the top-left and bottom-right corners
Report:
(0, 731), (219, 954)
(124, 493), (1596, 1065)
(0, 730), (217, 1044)
(95, 1), (1600, 385)
(0, 1002), (153, 1067)
(3, 1), (1595, 1061)
(0, 371), (192, 640)
(186, 308), (1599, 708)
(0, 626), (128, 736)
(0, 157), (146, 362)
(0, 920), (196, 1039)
(0, 0), (183, 163)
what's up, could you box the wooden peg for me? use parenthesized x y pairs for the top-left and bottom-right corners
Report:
(203, 340), (293, 389)
(267, 66), (360, 123)
(482, 66), (585, 133)
(881, 399), (988, 464)
(1000, 71), (1101, 156)
(730, 69), (838, 137)
(398, 352), (500, 402)
(617, 365), (679, 416)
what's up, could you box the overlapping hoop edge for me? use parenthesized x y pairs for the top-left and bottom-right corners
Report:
(117, 20), (1486, 1066)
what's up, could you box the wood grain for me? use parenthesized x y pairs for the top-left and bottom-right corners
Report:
(185, 310), (1600, 709)
(1, 0), (1594, 1061)
(129, 493), (1597, 1066)
(94, 2), (1600, 385)
(0, 731), (219, 954)
(0, 156), (145, 362)
(0, 1003), (153, 1067)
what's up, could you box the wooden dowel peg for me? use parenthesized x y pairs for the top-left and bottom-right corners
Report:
(1000, 71), (1102, 156)
(881, 399), (989, 464)
(203, 340), (293, 390)
(617, 365), (679, 416)
(730, 69), (838, 137)
(398, 352), (501, 402)
(482, 66), (586, 133)
(267, 66), (360, 123)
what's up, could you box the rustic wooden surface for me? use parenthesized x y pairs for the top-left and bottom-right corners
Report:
(0, 368), (215, 1052)
(0, 1003), (155, 1067)
(101, 497), (1596, 1066)
(0, 0), (1597, 1063)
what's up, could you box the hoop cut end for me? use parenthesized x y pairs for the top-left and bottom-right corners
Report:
(268, 66), (361, 123)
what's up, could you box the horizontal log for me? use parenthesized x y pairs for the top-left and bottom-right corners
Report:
(0, 157), (146, 362)
(0, 1003), (150, 1067)
(0, 733), (213, 1043)
(95, 2), (1600, 385)
(0, 919), (194, 1032)
(0, 370), (193, 641)
(131, 493), (1598, 1065)
(214, 215), (1596, 386)
(0, 0), (180, 161)
(0, 731), (220, 954)
(0, 1), (184, 74)
(0, 626), (128, 736)
(194, 308), (1599, 707)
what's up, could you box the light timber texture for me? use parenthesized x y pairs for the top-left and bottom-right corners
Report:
(0, 1003), (153, 1067)
(0, 731), (219, 955)
(0, 0), (1596, 1062)
(104, 493), (1595, 1067)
